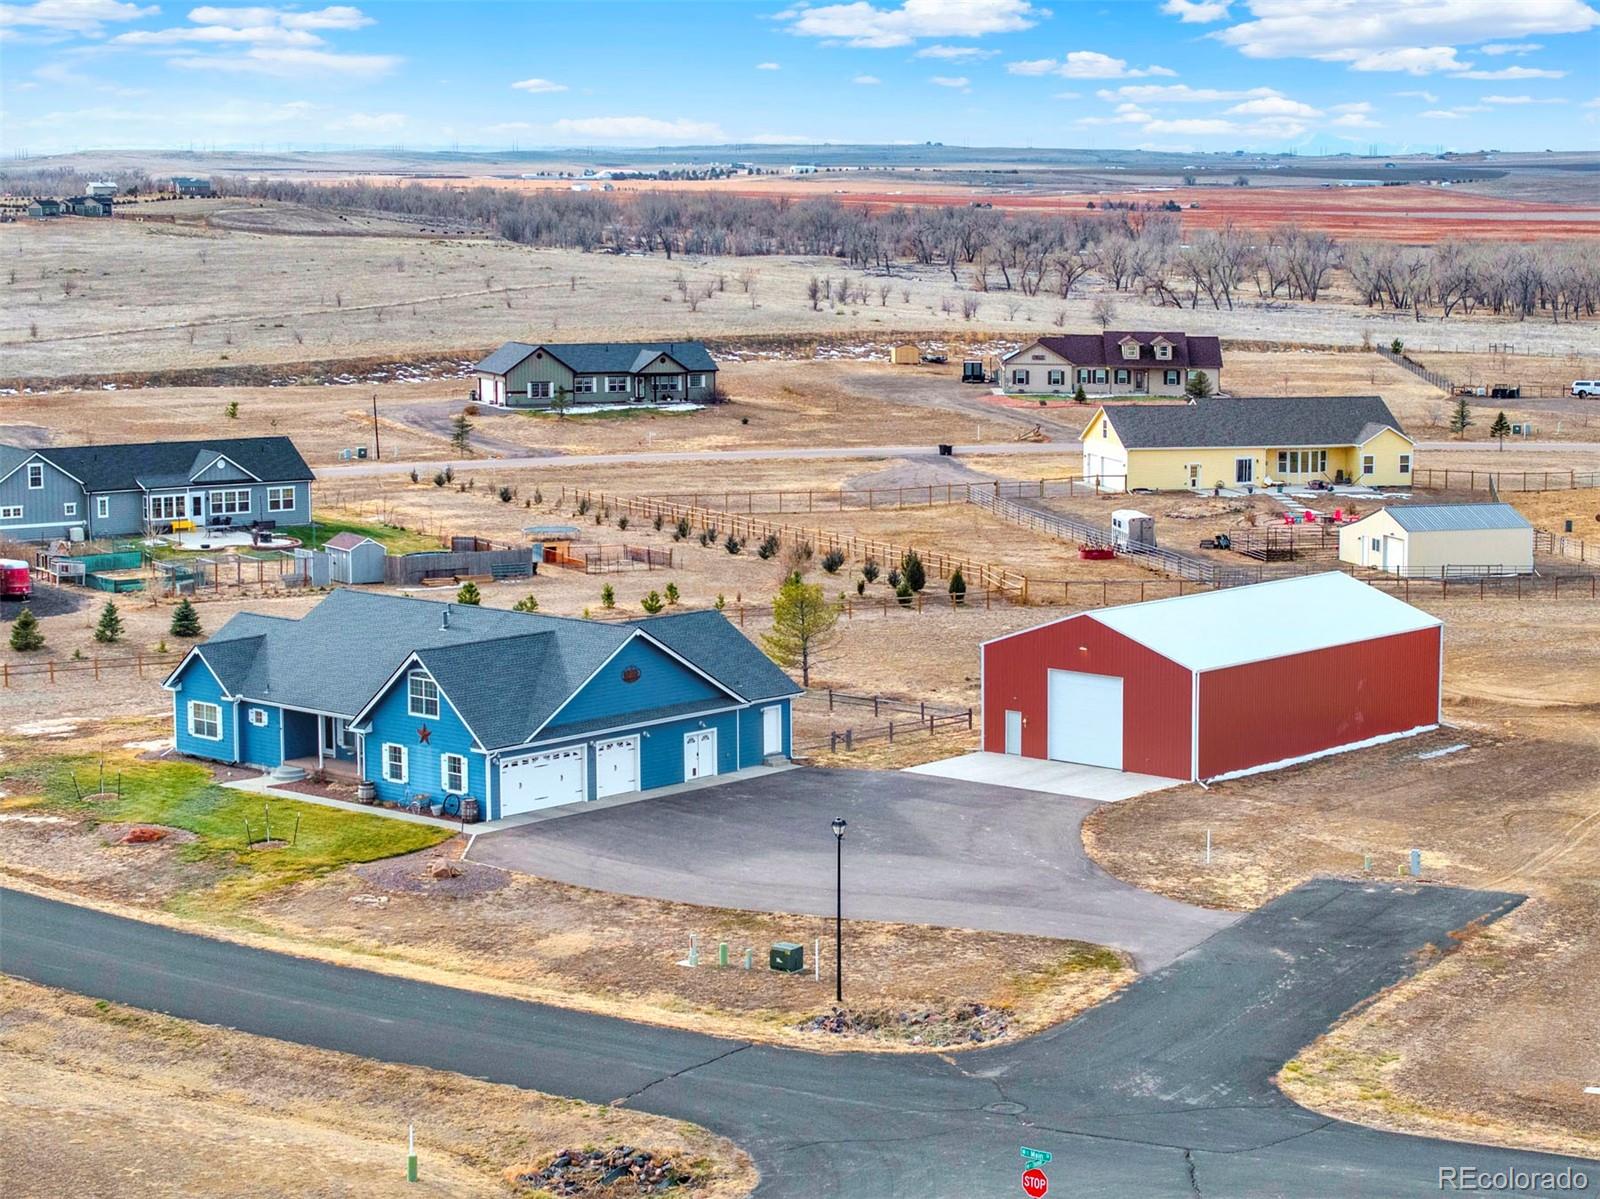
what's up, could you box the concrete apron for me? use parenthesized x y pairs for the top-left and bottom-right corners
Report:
(904, 751), (1180, 803)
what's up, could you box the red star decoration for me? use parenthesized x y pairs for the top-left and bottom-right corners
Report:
(417, 726), (431, 744)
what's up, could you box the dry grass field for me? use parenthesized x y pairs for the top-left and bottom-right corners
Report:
(1083, 595), (1600, 1158)
(0, 977), (756, 1199)
(6, 202), (1598, 384)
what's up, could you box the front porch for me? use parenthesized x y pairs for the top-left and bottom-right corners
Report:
(282, 754), (361, 782)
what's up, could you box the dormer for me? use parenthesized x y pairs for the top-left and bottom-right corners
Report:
(1118, 335), (1142, 361)
(1152, 336), (1174, 361)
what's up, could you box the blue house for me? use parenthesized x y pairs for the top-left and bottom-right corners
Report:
(163, 590), (801, 820)
(0, 436), (313, 543)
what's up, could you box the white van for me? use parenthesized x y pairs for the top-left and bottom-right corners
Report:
(1572, 380), (1600, 398)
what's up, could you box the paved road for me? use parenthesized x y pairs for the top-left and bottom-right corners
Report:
(5, 882), (1593, 1197)
(468, 768), (1234, 972)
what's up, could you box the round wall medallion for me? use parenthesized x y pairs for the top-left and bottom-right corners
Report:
(621, 666), (642, 683)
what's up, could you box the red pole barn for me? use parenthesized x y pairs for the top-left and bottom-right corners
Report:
(981, 573), (1442, 782)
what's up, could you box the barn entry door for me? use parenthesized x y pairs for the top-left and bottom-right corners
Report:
(1003, 710), (1023, 755)
(1046, 670), (1124, 770)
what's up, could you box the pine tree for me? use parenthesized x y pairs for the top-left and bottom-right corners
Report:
(1184, 372), (1214, 399)
(169, 598), (203, 639)
(640, 590), (664, 614)
(600, 583), (615, 609)
(1490, 410), (1512, 450)
(456, 581), (482, 606)
(93, 599), (123, 644)
(512, 594), (539, 613)
(948, 567), (967, 605)
(900, 549), (926, 593)
(1449, 396), (1474, 439)
(449, 409), (474, 454)
(9, 607), (44, 652)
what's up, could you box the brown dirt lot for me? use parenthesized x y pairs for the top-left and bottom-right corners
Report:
(0, 977), (755, 1199)
(1082, 595), (1600, 1158)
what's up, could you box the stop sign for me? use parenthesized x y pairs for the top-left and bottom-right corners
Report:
(1021, 1167), (1049, 1196)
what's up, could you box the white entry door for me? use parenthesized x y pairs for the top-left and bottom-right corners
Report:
(499, 747), (585, 816)
(1003, 710), (1023, 755)
(683, 729), (718, 781)
(1381, 535), (1405, 574)
(761, 706), (783, 756)
(1046, 669), (1124, 770)
(594, 736), (640, 799)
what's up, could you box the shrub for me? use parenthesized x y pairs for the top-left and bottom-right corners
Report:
(664, 582), (680, 605)
(93, 599), (123, 644)
(498, 485), (514, 503)
(1073, 385), (1087, 404)
(895, 579), (914, 607)
(169, 598), (203, 638)
(820, 549), (846, 574)
(714, 593), (726, 610)
(856, 578), (865, 596)
(900, 549), (926, 593)
(724, 534), (742, 554)
(444, 465), (454, 483)
(456, 581), (482, 606)
(887, 568), (901, 589)
(409, 468), (420, 483)
(756, 533), (780, 559)
(577, 497), (591, 515)
(948, 567), (967, 605)
(533, 488), (543, 504)
(861, 558), (880, 583)
(676, 516), (692, 540)
(698, 531), (712, 547)
(432, 471), (447, 488)
(512, 594), (539, 613)
(600, 583), (615, 608)
(224, 400), (238, 420)
(640, 590), (664, 614)
(1390, 338), (1404, 355)
(8, 607), (44, 651)
(618, 515), (629, 530)
(653, 513), (664, 531)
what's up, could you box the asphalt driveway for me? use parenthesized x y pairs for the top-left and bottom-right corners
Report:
(468, 767), (1235, 971)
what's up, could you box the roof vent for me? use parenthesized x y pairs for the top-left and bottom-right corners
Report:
(441, 603), (451, 630)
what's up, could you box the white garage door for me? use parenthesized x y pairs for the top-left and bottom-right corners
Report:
(683, 728), (718, 780)
(1046, 669), (1124, 770)
(594, 736), (639, 799)
(499, 747), (585, 816)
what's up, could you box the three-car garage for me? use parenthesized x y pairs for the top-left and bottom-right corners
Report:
(983, 572), (1443, 783)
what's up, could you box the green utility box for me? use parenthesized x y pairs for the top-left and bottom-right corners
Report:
(770, 942), (805, 973)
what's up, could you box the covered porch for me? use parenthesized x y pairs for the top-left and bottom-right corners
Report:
(279, 707), (363, 779)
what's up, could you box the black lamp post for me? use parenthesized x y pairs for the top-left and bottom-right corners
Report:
(831, 817), (847, 1004)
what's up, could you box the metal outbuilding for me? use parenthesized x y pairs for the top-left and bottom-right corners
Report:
(982, 572), (1442, 782)
(1338, 503), (1533, 577)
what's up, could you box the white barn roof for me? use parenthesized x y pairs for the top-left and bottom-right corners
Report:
(1086, 572), (1440, 673)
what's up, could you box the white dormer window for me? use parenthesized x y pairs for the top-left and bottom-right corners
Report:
(1119, 338), (1140, 361)
(1154, 342), (1172, 360)
(26, 463), (44, 489)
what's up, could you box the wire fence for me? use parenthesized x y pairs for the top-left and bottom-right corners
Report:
(623, 477), (1113, 515)
(1412, 468), (1600, 492)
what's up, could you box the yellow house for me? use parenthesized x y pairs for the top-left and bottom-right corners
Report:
(1081, 395), (1416, 492)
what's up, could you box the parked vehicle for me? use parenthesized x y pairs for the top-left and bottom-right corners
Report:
(1571, 380), (1600, 398)
(0, 558), (32, 602)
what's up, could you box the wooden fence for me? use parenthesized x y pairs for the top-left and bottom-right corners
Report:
(613, 477), (1108, 515)
(1, 650), (179, 687)
(1413, 468), (1600, 493)
(794, 707), (974, 755)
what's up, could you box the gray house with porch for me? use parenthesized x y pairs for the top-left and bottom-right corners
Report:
(474, 341), (718, 408)
(0, 436), (314, 543)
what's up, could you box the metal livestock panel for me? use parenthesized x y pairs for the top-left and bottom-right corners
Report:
(1196, 626), (1441, 779)
(982, 613), (1192, 779)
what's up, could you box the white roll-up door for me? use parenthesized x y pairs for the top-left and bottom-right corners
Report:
(1046, 669), (1124, 770)
(499, 747), (585, 816)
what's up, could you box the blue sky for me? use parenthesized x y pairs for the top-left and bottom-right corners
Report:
(3, 1), (1598, 155)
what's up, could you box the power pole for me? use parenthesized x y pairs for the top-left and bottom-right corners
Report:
(371, 393), (381, 460)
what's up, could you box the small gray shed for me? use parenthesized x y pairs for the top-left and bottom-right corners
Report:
(326, 532), (386, 585)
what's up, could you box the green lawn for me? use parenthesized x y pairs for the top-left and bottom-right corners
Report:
(6, 747), (451, 909)
(517, 405), (700, 422)
(279, 517), (441, 555)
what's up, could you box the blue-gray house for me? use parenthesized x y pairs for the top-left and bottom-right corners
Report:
(0, 436), (313, 543)
(163, 589), (800, 820)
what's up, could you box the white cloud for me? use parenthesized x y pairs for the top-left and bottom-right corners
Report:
(929, 74), (970, 88)
(1419, 108), (1464, 118)
(550, 115), (727, 142)
(1161, 0), (1231, 22)
(1011, 50), (1176, 79)
(780, 0), (1041, 49)
(1481, 41), (1543, 54)
(1348, 45), (1470, 74)
(511, 77), (567, 93)
(188, 6), (374, 32)
(748, 132), (822, 143)
(1395, 89), (1439, 101)
(1076, 102), (1155, 126)
(1453, 65), (1565, 78)
(1227, 94), (1320, 117)
(166, 46), (400, 79)
(756, 60), (780, 69)
(1482, 93), (1566, 103)
(1100, 83), (1279, 102)
(115, 24), (326, 45)
(484, 121), (535, 134)
(1330, 100), (1373, 113)
(1051, 90), (1081, 99)
(1329, 111), (1380, 127)
(1143, 117), (1239, 134)
(852, 73), (881, 84)
(1215, 0), (1599, 64)
(0, 0), (156, 35)
(330, 110), (406, 133)
(914, 43), (998, 58)
(1583, 97), (1600, 107)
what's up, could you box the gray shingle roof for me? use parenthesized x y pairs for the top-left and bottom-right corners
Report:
(1381, 503), (1532, 533)
(186, 589), (797, 751)
(9, 436), (313, 493)
(1099, 395), (1408, 450)
(474, 341), (717, 377)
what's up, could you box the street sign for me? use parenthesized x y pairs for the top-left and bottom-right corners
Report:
(1021, 1166), (1050, 1196)
(1020, 1147), (1053, 1167)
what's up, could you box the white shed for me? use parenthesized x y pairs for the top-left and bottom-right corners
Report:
(326, 532), (387, 585)
(1339, 503), (1533, 577)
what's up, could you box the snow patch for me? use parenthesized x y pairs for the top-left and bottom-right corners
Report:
(1204, 724), (1439, 783)
(1416, 743), (1469, 760)
(123, 739), (172, 753)
(0, 812), (68, 825)
(11, 717), (82, 737)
